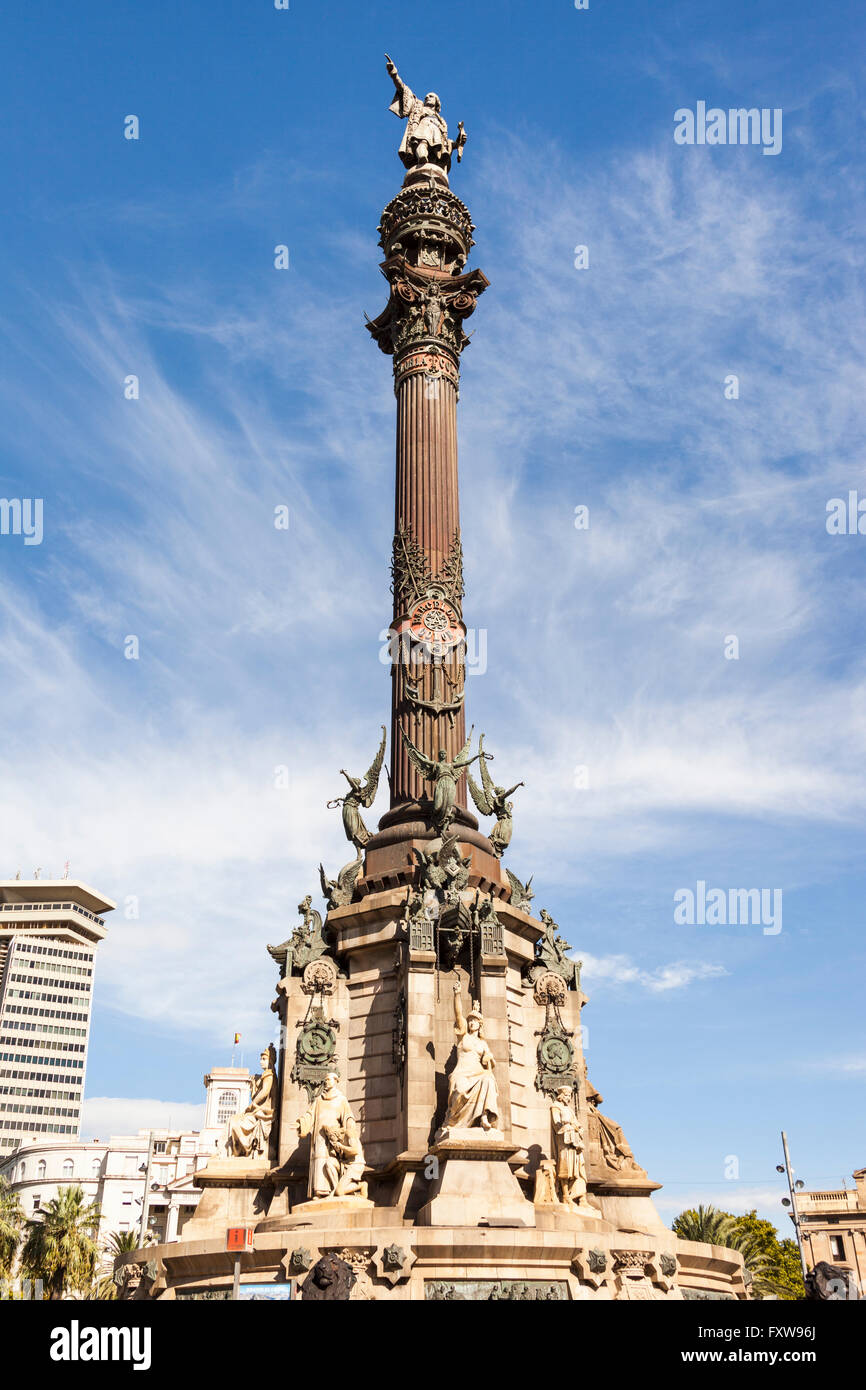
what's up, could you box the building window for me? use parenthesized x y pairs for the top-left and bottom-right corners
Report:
(62, 1159), (73, 1179)
(32, 1194), (41, 1212)
(217, 1091), (238, 1124)
(17, 1162), (26, 1181)
(37, 1159), (46, 1179)
(830, 1235), (846, 1261)
(91, 1158), (101, 1177)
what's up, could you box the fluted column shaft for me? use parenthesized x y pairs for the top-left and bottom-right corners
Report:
(390, 366), (465, 806)
(366, 175), (488, 826)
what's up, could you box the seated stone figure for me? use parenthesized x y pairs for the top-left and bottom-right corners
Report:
(227, 1046), (276, 1158)
(435, 984), (499, 1140)
(585, 1082), (644, 1176)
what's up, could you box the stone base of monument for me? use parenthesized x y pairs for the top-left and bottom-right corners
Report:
(195, 1157), (272, 1185)
(289, 1189), (375, 1212)
(533, 1201), (606, 1228)
(119, 1219), (751, 1301)
(416, 1136), (536, 1228)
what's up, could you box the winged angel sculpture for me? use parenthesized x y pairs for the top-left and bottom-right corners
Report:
(400, 725), (484, 835)
(327, 726), (387, 850)
(466, 735), (524, 858)
(319, 849), (364, 912)
(412, 832), (471, 898)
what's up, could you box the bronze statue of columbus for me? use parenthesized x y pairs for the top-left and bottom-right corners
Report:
(385, 54), (466, 174)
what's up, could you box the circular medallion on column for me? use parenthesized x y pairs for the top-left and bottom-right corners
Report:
(533, 971), (568, 1007)
(407, 595), (464, 657)
(301, 958), (337, 996)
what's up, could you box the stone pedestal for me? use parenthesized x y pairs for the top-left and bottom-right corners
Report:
(417, 1137), (535, 1228)
(289, 1196), (375, 1217)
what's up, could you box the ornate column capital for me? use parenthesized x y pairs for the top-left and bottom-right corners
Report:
(366, 259), (489, 371)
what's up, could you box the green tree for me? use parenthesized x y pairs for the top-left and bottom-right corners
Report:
(92, 1229), (142, 1300)
(672, 1204), (805, 1300)
(730, 1210), (805, 1300)
(104, 1228), (141, 1259)
(673, 1204), (742, 1247)
(20, 1185), (101, 1300)
(0, 1175), (24, 1282)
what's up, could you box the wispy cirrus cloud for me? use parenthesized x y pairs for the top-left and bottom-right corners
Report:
(0, 128), (863, 1053)
(579, 952), (727, 993)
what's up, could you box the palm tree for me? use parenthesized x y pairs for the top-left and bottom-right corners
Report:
(92, 1229), (142, 1300)
(672, 1204), (771, 1287)
(20, 1185), (101, 1300)
(673, 1203), (741, 1246)
(105, 1228), (141, 1259)
(0, 1176), (24, 1283)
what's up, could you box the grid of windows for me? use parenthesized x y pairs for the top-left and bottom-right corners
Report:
(13, 942), (94, 963)
(8, 974), (90, 992)
(1, 1022), (88, 1039)
(0, 1056), (84, 1071)
(10, 960), (92, 978)
(7, 989), (90, 1007)
(0, 1120), (77, 1135)
(0, 917), (105, 1149)
(0, 902), (104, 926)
(0, 1086), (80, 1101)
(216, 1090), (240, 1123)
(0, 1103), (78, 1118)
(4, 1006), (89, 1023)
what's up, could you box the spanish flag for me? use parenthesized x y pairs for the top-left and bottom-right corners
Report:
(234, 1033), (241, 1045)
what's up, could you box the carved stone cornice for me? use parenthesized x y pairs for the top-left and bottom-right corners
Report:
(378, 183), (476, 270)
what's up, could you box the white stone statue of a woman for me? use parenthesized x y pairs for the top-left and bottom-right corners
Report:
(436, 984), (500, 1140)
(227, 1046), (276, 1158)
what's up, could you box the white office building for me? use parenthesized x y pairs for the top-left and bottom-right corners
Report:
(0, 878), (115, 1153)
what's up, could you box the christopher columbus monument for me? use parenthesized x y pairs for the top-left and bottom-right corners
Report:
(117, 61), (747, 1301)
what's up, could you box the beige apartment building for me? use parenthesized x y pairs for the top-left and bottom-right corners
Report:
(0, 1065), (251, 1268)
(797, 1168), (866, 1288)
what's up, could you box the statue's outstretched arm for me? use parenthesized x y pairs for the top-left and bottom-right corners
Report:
(385, 53), (402, 94)
(452, 982), (466, 1034)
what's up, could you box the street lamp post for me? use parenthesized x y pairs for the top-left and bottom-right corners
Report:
(777, 1129), (808, 1282)
(138, 1131), (155, 1247)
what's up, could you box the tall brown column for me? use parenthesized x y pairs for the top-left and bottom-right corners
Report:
(367, 171), (488, 820)
(392, 365), (464, 805)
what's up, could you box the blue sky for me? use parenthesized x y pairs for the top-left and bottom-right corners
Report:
(1, 1), (864, 1228)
